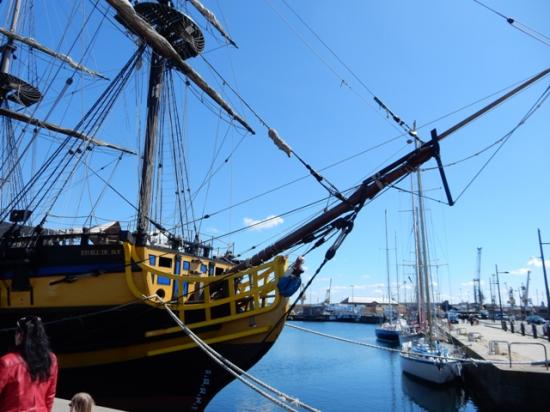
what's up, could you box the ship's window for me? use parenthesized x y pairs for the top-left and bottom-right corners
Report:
(215, 267), (224, 276)
(175, 257), (181, 275)
(159, 256), (172, 268)
(157, 276), (171, 286)
(208, 263), (214, 275)
(200, 264), (207, 273)
(183, 261), (190, 271)
(149, 255), (156, 265)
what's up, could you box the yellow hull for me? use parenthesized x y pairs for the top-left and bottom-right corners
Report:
(0, 241), (290, 409)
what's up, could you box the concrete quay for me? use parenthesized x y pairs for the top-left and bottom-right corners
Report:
(444, 319), (550, 409)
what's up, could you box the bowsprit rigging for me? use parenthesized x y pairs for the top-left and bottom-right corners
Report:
(0, 1), (549, 411)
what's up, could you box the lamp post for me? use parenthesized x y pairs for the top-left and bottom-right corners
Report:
(495, 264), (509, 320)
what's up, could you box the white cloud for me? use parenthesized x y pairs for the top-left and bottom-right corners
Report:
(527, 256), (550, 268)
(243, 215), (284, 231)
(365, 282), (385, 289)
(509, 268), (530, 276)
(332, 285), (350, 291)
(507, 257), (550, 276)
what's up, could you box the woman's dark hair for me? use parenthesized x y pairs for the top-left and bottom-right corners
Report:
(16, 316), (52, 382)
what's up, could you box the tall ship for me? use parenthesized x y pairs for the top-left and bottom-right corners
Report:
(0, 0), (548, 410)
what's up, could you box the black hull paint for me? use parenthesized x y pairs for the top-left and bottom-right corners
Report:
(1, 306), (276, 411)
(56, 341), (274, 412)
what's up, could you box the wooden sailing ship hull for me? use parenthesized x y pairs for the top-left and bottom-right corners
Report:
(0, 238), (289, 411)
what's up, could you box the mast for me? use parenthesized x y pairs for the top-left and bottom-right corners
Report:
(415, 137), (433, 343)
(411, 177), (425, 327)
(394, 232), (400, 306)
(136, 51), (165, 244)
(0, 0), (21, 76)
(107, 0), (256, 245)
(384, 210), (392, 323)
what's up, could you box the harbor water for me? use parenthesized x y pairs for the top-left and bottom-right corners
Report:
(207, 321), (479, 412)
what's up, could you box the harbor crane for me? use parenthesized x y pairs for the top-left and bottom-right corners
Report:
(324, 278), (332, 304)
(520, 270), (531, 315)
(473, 247), (483, 307)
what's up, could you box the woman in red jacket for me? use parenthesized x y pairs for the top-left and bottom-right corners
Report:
(0, 316), (58, 411)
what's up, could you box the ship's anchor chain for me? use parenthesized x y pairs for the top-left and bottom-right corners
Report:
(156, 298), (321, 412)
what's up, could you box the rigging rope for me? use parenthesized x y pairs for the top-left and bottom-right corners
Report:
(161, 301), (320, 412)
(472, 0), (550, 48)
(200, 43), (349, 203)
(261, 209), (362, 345)
(439, 83), (550, 204)
(286, 323), (550, 367)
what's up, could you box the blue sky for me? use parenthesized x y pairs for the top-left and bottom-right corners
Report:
(3, 1), (549, 307)
(202, 0), (550, 306)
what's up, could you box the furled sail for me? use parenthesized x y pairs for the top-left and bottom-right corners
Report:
(0, 27), (107, 79)
(268, 128), (292, 157)
(107, 0), (254, 134)
(0, 107), (136, 155)
(187, 0), (238, 48)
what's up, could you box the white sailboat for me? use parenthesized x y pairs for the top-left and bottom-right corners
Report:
(400, 140), (462, 384)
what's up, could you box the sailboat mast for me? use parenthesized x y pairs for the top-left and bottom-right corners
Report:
(411, 177), (425, 327)
(385, 210), (392, 322)
(137, 52), (165, 244)
(395, 233), (400, 306)
(415, 138), (433, 343)
(0, 0), (21, 75)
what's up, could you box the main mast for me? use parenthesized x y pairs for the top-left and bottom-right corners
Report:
(136, 50), (165, 244)
(131, 0), (206, 245)
(107, 0), (255, 246)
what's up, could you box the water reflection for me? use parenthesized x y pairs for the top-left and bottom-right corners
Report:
(208, 323), (479, 412)
(401, 374), (467, 412)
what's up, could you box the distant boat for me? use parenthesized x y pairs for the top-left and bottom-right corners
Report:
(375, 317), (408, 344)
(399, 150), (461, 384)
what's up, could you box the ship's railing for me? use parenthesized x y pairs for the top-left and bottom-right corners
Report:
(122, 243), (287, 330)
